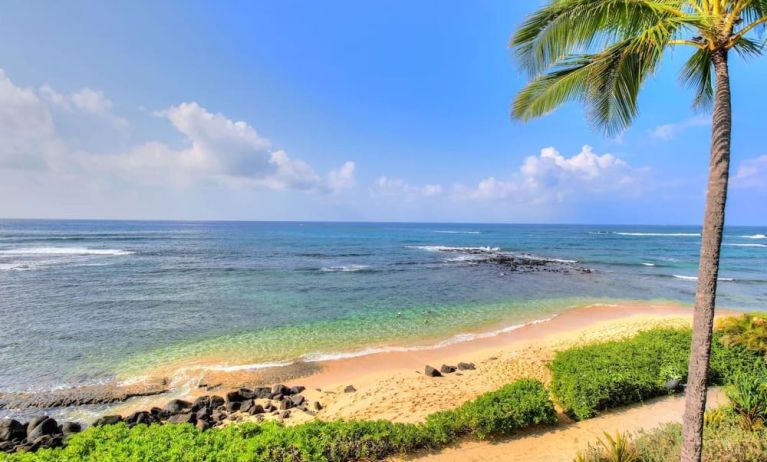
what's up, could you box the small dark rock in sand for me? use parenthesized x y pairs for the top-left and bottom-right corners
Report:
(167, 412), (197, 425)
(225, 401), (241, 413)
(457, 362), (476, 370)
(240, 399), (255, 413)
(94, 415), (122, 427)
(250, 404), (265, 415)
(239, 388), (256, 400)
(313, 401), (323, 411)
(278, 399), (293, 411)
(290, 395), (305, 406)
(0, 419), (26, 442)
(226, 390), (245, 403)
(165, 399), (192, 414)
(253, 387), (272, 399)
(280, 410), (291, 419)
(289, 386), (305, 395)
(271, 384), (290, 396)
(343, 385), (357, 393)
(210, 395), (225, 408)
(440, 364), (457, 374)
(424, 365), (442, 377)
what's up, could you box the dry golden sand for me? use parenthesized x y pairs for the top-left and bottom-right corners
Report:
(290, 303), (711, 424)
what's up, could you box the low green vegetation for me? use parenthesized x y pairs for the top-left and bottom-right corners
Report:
(549, 327), (767, 420)
(0, 379), (556, 462)
(7, 316), (767, 461)
(576, 408), (767, 462)
(717, 313), (767, 359)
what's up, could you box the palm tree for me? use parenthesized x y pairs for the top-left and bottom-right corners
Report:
(509, 2), (766, 460)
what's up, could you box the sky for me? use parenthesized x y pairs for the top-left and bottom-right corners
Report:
(0, 1), (765, 225)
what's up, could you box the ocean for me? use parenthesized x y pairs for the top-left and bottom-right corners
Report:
(1, 220), (765, 398)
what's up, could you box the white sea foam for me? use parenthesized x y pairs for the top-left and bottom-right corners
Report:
(319, 265), (370, 272)
(407, 245), (500, 252)
(433, 230), (481, 234)
(743, 234), (766, 239)
(614, 232), (700, 237)
(518, 253), (578, 264)
(444, 255), (486, 263)
(641, 262), (656, 267)
(0, 247), (133, 256)
(302, 315), (559, 362)
(673, 274), (734, 282)
(725, 243), (767, 248)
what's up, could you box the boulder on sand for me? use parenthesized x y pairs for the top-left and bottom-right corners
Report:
(457, 362), (476, 370)
(424, 365), (442, 377)
(164, 399), (193, 414)
(439, 364), (457, 374)
(343, 385), (356, 393)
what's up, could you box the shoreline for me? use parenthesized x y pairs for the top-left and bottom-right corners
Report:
(100, 301), (737, 424)
(2, 300), (741, 425)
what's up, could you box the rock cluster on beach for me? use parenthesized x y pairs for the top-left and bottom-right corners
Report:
(424, 362), (475, 377)
(0, 383), (321, 454)
(0, 416), (81, 453)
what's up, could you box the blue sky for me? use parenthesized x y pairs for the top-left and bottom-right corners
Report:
(0, 1), (765, 224)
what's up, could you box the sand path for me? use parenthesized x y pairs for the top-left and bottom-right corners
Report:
(396, 388), (726, 462)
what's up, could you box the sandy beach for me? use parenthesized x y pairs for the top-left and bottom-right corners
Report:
(103, 301), (736, 432)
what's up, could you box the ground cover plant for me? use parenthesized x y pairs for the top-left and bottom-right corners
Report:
(0, 379), (556, 462)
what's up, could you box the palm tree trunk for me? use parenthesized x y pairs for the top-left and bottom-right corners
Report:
(680, 48), (732, 462)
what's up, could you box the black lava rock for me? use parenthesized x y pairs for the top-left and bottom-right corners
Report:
(27, 418), (58, 441)
(0, 420), (25, 442)
(93, 415), (122, 427)
(167, 412), (197, 425)
(164, 399), (193, 414)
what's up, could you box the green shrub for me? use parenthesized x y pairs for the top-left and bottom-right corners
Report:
(0, 379), (555, 462)
(576, 410), (767, 462)
(726, 371), (767, 429)
(717, 313), (767, 358)
(550, 327), (767, 420)
(549, 328), (693, 420)
(449, 378), (558, 439)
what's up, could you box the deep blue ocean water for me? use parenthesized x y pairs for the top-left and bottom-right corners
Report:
(0, 220), (765, 394)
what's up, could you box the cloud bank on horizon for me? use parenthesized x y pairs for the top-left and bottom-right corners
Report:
(0, 68), (764, 223)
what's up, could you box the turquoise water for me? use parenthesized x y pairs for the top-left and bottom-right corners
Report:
(0, 220), (765, 393)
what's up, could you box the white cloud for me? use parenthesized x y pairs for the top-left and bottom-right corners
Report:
(651, 114), (709, 141)
(370, 176), (444, 199)
(372, 146), (644, 206)
(0, 70), (64, 170)
(0, 69), (354, 195)
(328, 161), (356, 191)
(733, 155), (767, 192)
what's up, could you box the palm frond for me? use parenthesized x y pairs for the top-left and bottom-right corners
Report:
(510, 0), (693, 76)
(680, 48), (714, 108)
(513, 17), (676, 136)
